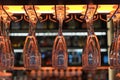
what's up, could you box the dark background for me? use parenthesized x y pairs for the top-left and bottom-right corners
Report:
(0, 0), (120, 5)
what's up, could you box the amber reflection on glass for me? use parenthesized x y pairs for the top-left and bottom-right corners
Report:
(52, 5), (68, 69)
(110, 15), (120, 69)
(23, 23), (41, 70)
(52, 36), (68, 69)
(0, 36), (11, 70)
(82, 5), (101, 70)
(4, 21), (14, 69)
(23, 36), (41, 69)
(0, 12), (14, 70)
(82, 32), (101, 70)
(109, 19), (117, 69)
(23, 6), (41, 70)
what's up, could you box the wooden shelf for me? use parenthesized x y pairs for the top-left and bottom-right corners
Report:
(13, 66), (109, 70)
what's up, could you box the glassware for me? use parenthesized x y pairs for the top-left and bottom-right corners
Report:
(110, 13), (120, 69)
(23, 6), (41, 70)
(0, 21), (9, 70)
(3, 19), (14, 69)
(82, 5), (101, 70)
(109, 17), (118, 69)
(52, 5), (68, 69)
(0, 11), (14, 70)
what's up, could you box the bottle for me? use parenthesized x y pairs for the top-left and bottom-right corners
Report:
(11, 21), (20, 30)
(21, 20), (29, 30)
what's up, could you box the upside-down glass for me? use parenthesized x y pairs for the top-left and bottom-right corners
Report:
(0, 13), (14, 70)
(23, 7), (41, 70)
(3, 20), (14, 69)
(109, 17), (117, 69)
(52, 5), (68, 69)
(82, 7), (101, 70)
(0, 21), (9, 70)
(110, 14), (120, 69)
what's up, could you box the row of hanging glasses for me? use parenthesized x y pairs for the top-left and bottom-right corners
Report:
(0, 4), (120, 71)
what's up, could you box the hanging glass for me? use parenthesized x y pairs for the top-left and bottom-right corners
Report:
(3, 18), (14, 69)
(0, 19), (10, 70)
(110, 13), (120, 69)
(82, 5), (101, 70)
(0, 11), (14, 70)
(23, 6), (41, 70)
(52, 5), (68, 69)
(109, 16), (118, 69)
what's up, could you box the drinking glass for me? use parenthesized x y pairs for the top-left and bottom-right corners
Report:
(52, 5), (68, 69)
(23, 6), (41, 70)
(82, 6), (101, 71)
(0, 24), (9, 70)
(3, 19), (14, 69)
(109, 17), (117, 69)
(0, 12), (14, 70)
(110, 14), (120, 69)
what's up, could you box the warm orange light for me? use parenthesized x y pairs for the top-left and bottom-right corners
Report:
(3, 5), (118, 14)
(97, 5), (117, 13)
(4, 5), (25, 13)
(36, 5), (54, 13)
(66, 5), (85, 13)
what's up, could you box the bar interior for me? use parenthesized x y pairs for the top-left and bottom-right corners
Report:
(0, 0), (120, 80)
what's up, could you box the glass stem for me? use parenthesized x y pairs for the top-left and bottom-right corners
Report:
(0, 18), (2, 36)
(4, 21), (10, 39)
(58, 18), (63, 36)
(117, 19), (120, 37)
(29, 22), (36, 36)
(113, 20), (117, 39)
(2, 21), (6, 37)
(87, 18), (94, 35)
